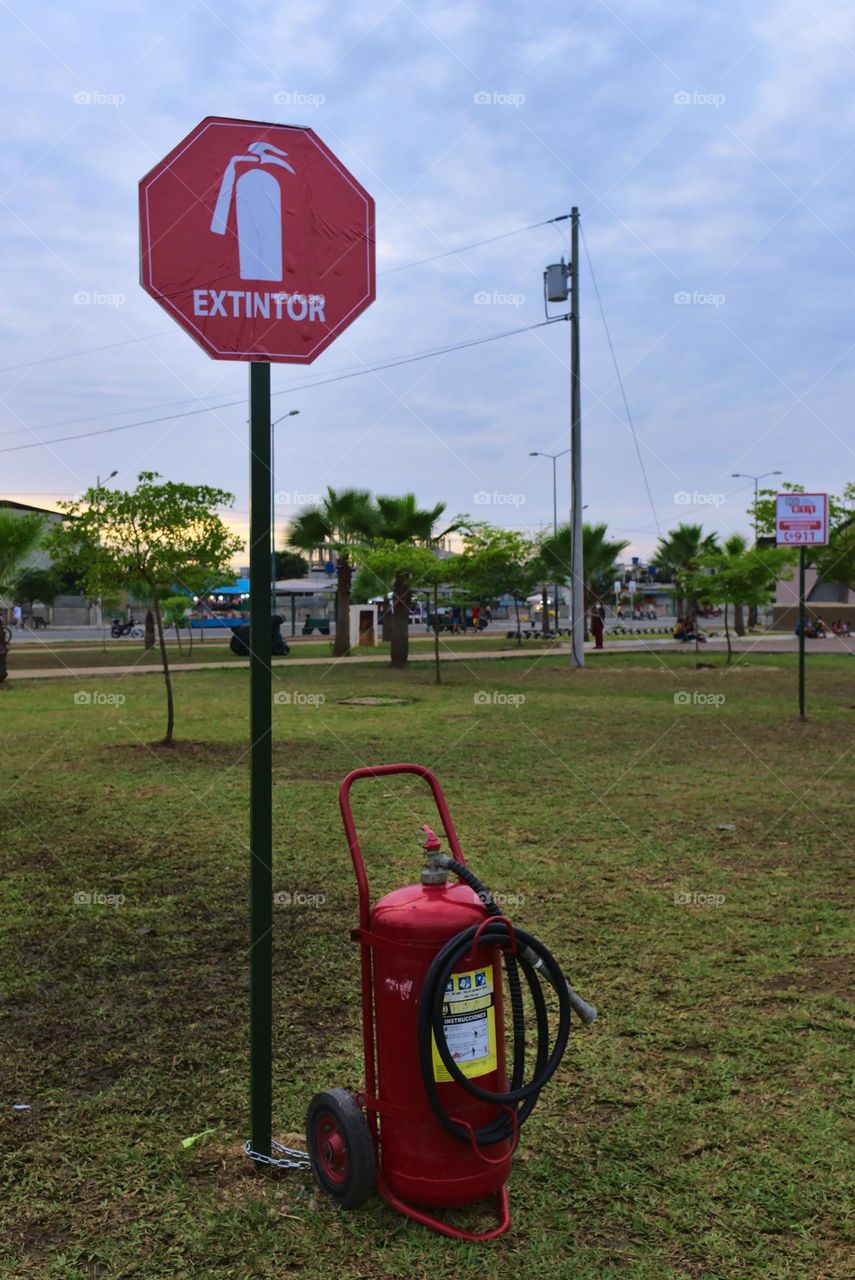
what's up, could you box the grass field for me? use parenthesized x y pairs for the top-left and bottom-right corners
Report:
(2, 651), (853, 1279)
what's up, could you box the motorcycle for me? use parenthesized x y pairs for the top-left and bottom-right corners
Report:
(110, 618), (143, 639)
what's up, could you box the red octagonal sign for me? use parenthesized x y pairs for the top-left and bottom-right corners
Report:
(139, 116), (375, 363)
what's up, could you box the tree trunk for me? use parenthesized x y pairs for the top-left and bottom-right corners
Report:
(433, 583), (441, 684)
(389, 571), (410, 669)
(514, 597), (522, 646)
(724, 599), (732, 665)
(144, 608), (155, 651)
(0, 622), (9, 685)
(541, 583), (549, 636)
(734, 603), (745, 637)
(174, 622), (183, 655)
(152, 594), (175, 746)
(333, 552), (352, 658)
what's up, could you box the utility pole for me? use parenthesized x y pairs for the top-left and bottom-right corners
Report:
(569, 208), (584, 668)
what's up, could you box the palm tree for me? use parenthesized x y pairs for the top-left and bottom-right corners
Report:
(367, 495), (451, 669)
(288, 488), (375, 657)
(652, 524), (719, 618)
(541, 522), (629, 627)
(0, 509), (47, 684)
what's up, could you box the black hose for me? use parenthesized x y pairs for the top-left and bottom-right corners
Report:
(417, 859), (573, 1148)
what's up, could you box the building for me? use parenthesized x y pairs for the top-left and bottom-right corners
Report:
(0, 500), (96, 626)
(772, 557), (855, 630)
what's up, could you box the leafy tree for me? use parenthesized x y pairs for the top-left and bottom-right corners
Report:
(652, 524), (719, 618)
(685, 536), (795, 663)
(357, 541), (460, 682)
(541, 522), (629, 631)
(273, 549), (308, 580)
(49, 473), (241, 745)
(361, 495), (453, 668)
(287, 488), (374, 658)
(814, 519), (855, 594)
(0, 509), (47, 684)
(457, 524), (543, 646)
(162, 594), (193, 655)
(14, 568), (61, 621)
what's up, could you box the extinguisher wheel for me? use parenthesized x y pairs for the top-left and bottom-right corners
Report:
(305, 1088), (375, 1209)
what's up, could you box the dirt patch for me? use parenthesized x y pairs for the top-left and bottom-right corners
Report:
(762, 955), (854, 1001)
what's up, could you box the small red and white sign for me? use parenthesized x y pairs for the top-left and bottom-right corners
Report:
(139, 116), (375, 363)
(775, 493), (828, 545)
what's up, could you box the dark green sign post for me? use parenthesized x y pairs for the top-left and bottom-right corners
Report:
(798, 545), (806, 721)
(249, 361), (273, 1157)
(140, 116), (375, 1167)
(775, 492), (827, 724)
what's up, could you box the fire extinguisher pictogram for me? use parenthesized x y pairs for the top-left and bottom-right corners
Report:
(210, 140), (295, 282)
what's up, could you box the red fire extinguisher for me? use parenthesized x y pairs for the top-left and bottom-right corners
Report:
(305, 764), (597, 1240)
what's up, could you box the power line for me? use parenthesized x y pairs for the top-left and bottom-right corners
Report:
(0, 215), (568, 381)
(0, 318), (565, 455)
(0, 331), (175, 376)
(579, 221), (662, 538)
(379, 215), (569, 275)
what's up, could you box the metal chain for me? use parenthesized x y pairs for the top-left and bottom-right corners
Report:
(243, 1139), (311, 1171)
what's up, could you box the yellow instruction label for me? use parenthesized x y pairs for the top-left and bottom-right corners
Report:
(431, 964), (497, 1082)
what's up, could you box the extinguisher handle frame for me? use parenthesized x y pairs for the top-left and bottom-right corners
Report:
(339, 764), (467, 929)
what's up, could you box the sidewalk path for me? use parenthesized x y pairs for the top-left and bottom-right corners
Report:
(7, 633), (853, 680)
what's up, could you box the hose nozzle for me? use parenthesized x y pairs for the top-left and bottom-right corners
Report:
(565, 982), (597, 1025)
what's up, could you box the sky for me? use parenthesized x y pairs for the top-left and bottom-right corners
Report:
(1, 0), (853, 562)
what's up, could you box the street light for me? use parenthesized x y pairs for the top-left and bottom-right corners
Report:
(530, 448), (570, 633)
(731, 470), (782, 541)
(271, 410), (300, 611)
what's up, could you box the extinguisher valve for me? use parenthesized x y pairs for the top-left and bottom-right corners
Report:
(419, 825), (449, 885)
